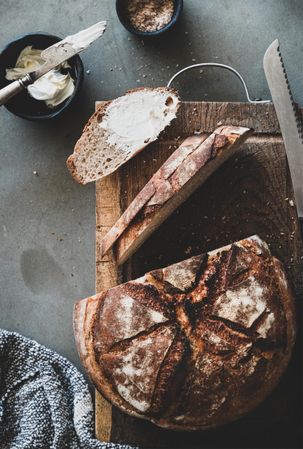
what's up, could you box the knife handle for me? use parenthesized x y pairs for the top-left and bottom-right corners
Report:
(0, 74), (33, 106)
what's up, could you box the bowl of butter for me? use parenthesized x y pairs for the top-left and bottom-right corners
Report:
(0, 32), (84, 120)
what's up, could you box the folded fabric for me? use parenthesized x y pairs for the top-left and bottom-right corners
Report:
(0, 329), (135, 449)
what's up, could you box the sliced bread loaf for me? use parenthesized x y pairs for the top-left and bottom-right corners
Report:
(67, 87), (179, 184)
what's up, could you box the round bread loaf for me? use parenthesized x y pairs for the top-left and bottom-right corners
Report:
(74, 236), (296, 430)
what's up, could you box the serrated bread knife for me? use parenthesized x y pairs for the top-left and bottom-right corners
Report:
(263, 39), (303, 239)
(0, 21), (106, 106)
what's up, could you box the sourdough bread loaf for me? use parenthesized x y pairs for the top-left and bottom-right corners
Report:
(74, 236), (296, 430)
(99, 126), (252, 264)
(67, 87), (179, 184)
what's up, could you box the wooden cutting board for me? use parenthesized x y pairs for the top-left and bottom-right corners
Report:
(95, 101), (303, 448)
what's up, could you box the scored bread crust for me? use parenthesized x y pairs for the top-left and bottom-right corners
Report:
(99, 125), (252, 264)
(67, 87), (180, 184)
(74, 236), (296, 430)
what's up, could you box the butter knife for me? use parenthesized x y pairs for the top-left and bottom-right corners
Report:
(263, 39), (303, 239)
(0, 21), (106, 106)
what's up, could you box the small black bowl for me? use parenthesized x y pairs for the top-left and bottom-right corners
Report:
(116, 0), (183, 37)
(0, 32), (84, 121)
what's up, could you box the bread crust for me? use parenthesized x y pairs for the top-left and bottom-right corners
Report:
(74, 236), (296, 430)
(66, 101), (111, 184)
(99, 126), (252, 264)
(67, 87), (180, 184)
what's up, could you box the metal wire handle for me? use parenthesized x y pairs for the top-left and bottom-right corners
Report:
(167, 63), (270, 104)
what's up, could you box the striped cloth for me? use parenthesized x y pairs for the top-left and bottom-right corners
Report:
(0, 330), (135, 449)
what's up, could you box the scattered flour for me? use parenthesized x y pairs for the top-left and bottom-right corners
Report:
(213, 276), (267, 328)
(257, 312), (275, 338)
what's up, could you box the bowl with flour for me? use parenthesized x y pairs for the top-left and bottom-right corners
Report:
(116, 0), (183, 37)
(0, 32), (84, 120)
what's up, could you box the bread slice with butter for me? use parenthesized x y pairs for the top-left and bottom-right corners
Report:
(67, 87), (179, 184)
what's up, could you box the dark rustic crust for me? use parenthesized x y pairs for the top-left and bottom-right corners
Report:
(73, 236), (296, 430)
(100, 126), (252, 263)
(66, 87), (180, 184)
(99, 134), (206, 255)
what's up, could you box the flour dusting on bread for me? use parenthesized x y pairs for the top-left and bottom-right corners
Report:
(74, 235), (297, 430)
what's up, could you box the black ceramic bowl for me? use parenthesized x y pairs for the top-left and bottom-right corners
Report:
(0, 32), (84, 120)
(116, 0), (183, 37)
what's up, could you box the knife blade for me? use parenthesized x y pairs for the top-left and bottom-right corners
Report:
(263, 39), (303, 237)
(35, 21), (106, 80)
(0, 21), (106, 106)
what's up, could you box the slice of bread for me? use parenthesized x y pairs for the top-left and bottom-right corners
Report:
(67, 87), (180, 184)
(99, 125), (252, 264)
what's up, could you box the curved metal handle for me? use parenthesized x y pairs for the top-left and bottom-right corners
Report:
(167, 63), (270, 104)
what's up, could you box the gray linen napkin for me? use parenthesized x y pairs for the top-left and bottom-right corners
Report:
(0, 329), (136, 449)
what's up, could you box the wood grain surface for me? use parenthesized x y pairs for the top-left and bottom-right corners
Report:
(95, 101), (303, 448)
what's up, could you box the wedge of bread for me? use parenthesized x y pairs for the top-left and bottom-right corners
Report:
(67, 87), (180, 184)
(100, 125), (252, 264)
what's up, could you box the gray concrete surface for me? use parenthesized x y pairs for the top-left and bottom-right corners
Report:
(0, 0), (303, 375)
